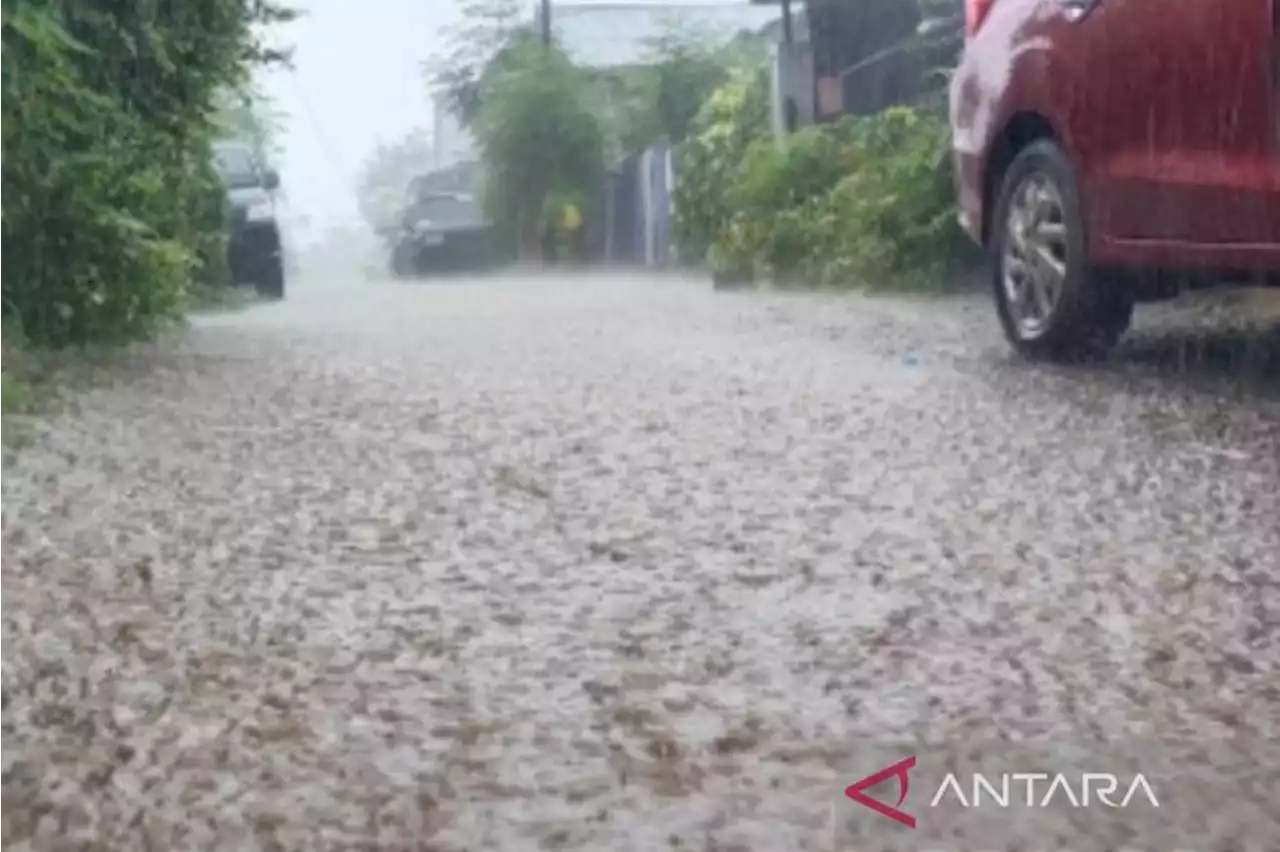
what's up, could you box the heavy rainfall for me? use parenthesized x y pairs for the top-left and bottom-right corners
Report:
(2, 1), (1278, 850)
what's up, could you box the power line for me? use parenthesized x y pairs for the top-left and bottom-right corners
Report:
(285, 64), (356, 184)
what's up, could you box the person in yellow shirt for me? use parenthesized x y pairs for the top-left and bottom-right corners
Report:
(558, 200), (582, 265)
(540, 196), (586, 266)
(559, 200), (581, 234)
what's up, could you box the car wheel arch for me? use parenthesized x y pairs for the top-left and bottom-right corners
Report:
(981, 112), (1068, 246)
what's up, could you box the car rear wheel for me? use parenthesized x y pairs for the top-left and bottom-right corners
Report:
(253, 256), (285, 301)
(390, 242), (418, 279)
(990, 140), (1131, 359)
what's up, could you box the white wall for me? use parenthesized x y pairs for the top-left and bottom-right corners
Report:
(770, 41), (815, 138)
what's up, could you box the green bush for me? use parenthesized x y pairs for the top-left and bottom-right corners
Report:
(817, 108), (963, 286)
(706, 107), (966, 288)
(670, 66), (771, 265)
(1, 2), (287, 348)
(1, 372), (33, 415)
(2, 317), (32, 414)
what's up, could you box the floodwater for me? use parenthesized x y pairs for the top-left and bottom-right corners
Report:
(3, 272), (1277, 850)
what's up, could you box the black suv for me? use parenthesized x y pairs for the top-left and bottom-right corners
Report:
(213, 140), (285, 299)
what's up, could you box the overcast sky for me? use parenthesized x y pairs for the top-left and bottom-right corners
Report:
(256, 0), (760, 232)
(257, 0), (458, 230)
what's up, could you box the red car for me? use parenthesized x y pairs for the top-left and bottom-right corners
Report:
(949, 0), (1280, 358)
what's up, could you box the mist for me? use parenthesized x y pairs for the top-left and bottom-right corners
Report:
(255, 0), (460, 234)
(255, 0), (761, 244)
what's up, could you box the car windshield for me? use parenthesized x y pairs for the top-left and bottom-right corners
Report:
(213, 144), (259, 188)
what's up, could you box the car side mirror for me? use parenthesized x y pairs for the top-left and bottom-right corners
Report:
(263, 168), (280, 190)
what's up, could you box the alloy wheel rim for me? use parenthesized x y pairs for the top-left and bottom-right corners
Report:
(1002, 173), (1069, 340)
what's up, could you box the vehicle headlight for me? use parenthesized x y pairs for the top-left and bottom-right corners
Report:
(245, 200), (274, 222)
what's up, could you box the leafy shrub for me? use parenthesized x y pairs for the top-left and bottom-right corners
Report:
(729, 127), (856, 220)
(1, 2), (289, 348)
(713, 126), (861, 279)
(671, 66), (771, 265)
(2, 317), (33, 414)
(811, 108), (963, 286)
(1, 372), (33, 415)
(708, 107), (966, 288)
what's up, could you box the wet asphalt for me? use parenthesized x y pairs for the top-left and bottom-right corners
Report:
(2, 271), (1278, 850)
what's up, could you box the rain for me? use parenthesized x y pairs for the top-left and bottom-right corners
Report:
(2, 1), (1277, 849)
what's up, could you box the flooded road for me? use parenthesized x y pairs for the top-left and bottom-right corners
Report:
(3, 273), (1278, 850)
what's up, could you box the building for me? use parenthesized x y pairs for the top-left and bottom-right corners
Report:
(430, 1), (784, 165)
(752, 1), (812, 136)
(535, 1), (785, 265)
(753, 0), (938, 122)
(427, 1), (789, 265)
(538, 1), (779, 71)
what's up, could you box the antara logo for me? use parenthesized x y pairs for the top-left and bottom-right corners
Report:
(845, 756), (918, 827)
(845, 756), (1160, 829)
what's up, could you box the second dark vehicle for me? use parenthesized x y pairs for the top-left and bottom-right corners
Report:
(387, 162), (501, 277)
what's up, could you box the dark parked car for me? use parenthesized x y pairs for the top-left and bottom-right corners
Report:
(949, 0), (1279, 358)
(386, 164), (501, 277)
(213, 140), (285, 299)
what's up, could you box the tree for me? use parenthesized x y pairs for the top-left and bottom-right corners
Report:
(649, 23), (751, 146)
(670, 65), (772, 264)
(472, 36), (604, 261)
(213, 81), (287, 165)
(609, 20), (767, 159)
(356, 129), (436, 236)
(425, 0), (527, 129)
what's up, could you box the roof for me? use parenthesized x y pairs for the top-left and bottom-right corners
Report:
(545, 2), (782, 69)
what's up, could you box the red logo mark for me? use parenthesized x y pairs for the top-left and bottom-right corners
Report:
(844, 755), (917, 828)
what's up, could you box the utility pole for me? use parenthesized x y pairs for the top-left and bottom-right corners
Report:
(540, 0), (552, 45)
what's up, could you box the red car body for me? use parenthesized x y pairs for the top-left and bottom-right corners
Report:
(950, 0), (1280, 280)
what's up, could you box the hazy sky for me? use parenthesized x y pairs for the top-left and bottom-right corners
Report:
(257, 0), (759, 231)
(257, 0), (460, 229)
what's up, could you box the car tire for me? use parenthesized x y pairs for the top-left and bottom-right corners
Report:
(390, 243), (416, 279)
(990, 140), (1130, 359)
(254, 256), (285, 300)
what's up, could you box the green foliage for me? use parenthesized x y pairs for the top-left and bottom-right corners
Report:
(1, 372), (33, 415)
(2, 1), (293, 348)
(730, 128), (858, 224)
(185, 278), (260, 312)
(2, 318), (34, 414)
(430, 2), (605, 260)
(708, 108), (964, 288)
(426, 0), (527, 128)
(472, 37), (604, 259)
(670, 67), (772, 265)
(691, 0), (967, 285)
(640, 21), (734, 145)
(213, 82), (287, 164)
(809, 109), (963, 285)
(609, 22), (767, 162)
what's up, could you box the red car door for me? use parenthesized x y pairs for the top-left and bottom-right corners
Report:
(1076, 0), (1275, 250)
